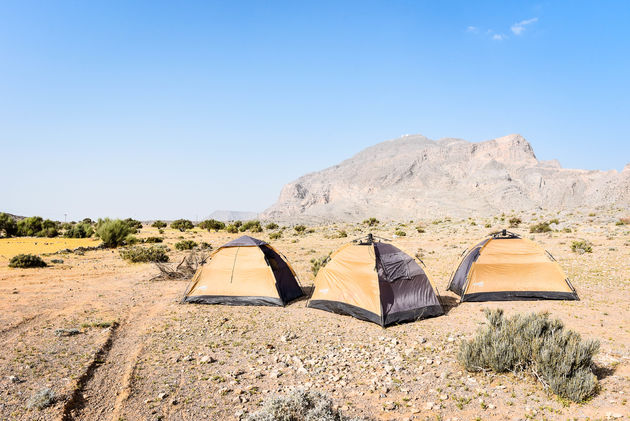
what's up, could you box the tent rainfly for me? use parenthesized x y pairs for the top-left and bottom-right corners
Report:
(447, 230), (579, 302)
(183, 235), (303, 306)
(308, 235), (443, 326)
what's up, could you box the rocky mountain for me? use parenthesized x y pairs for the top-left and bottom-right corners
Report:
(262, 134), (630, 222)
(208, 210), (258, 222)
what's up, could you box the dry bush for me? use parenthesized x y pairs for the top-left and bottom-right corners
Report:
(152, 250), (208, 281)
(247, 388), (366, 421)
(27, 388), (55, 410)
(530, 221), (552, 233)
(175, 240), (197, 250)
(458, 309), (599, 402)
(508, 217), (522, 228)
(310, 252), (331, 277)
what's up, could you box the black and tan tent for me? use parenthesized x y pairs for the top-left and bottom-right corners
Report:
(447, 230), (578, 302)
(307, 235), (443, 327)
(183, 235), (303, 306)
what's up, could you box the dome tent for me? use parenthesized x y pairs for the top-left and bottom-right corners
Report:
(183, 235), (303, 306)
(447, 230), (578, 302)
(308, 235), (443, 326)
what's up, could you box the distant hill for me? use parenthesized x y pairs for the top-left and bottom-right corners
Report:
(262, 134), (630, 222)
(208, 210), (258, 222)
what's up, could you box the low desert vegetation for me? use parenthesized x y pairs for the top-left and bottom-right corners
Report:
(530, 221), (552, 233)
(265, 222), (279, 230)
(198, 219), (226, 231)
(27, 388), (56, 410)
(509, 216), (522, 228)
(416, 225), (425, 233)
(170, 219), (194, 231)
(119, 245), (169, 263)
(8, 254), (47, 268)
(175, 240), (197, 251)
(17, 216), (59, 237)
(363, 217), (379, 226)
(247, 388), (364, 421)
(269, 231), (282, 240)
(311, 252), (331, 277)
(294, 224), (307, 234)
(571, 240), (593, 254)
(123, 218), (143, 233)
(394, 229), (406, 236)
(458, 308), (599, 402)
(226, 224), (239, 233)
(143, 236), (163, 243)
(95, 218), (132, 248)
(151, 220), (167, 229)
(63, 221), (94, 238)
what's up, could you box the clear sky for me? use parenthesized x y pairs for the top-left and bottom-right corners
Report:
(1, 1), (628, 221)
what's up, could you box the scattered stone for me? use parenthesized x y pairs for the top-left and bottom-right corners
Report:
(9, 375), (22, 383)
(425, 401), (434, 410)
(199, 355), (216, 364)
(157, 392), (168, 400)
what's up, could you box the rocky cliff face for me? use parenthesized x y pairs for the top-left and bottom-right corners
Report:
(262, 134), (630, 222)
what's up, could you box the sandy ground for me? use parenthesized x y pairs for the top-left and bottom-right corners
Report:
(0, 213), (629, 420)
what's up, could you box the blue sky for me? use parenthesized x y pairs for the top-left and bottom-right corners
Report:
(1, 1), (628, 220)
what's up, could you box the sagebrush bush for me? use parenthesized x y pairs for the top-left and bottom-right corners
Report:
(175, 240), (197, 250)
(337, 229), (348, 238)
(530, 221), (552, 233)
(198, 219), (225, 231)
(247, 388), (365, 421)
(416, 226), (425, 233)
(119, 245), (169, 263)
(95, 218), (132, 248)
(123, 218), (143, 233)
(9, 254), (47, 268)
(394, 230), (406, 237)
(151, 220), (167, 229)
(294, 224), (307, 233)
(265, 222), (279, 230)
(27, 388), (55, 410)
(269, 231), (282, 240)
(571, 240), (593, 254)
(0, 212), (18, 237)
(458, 309), (599, 402)
(170, 219), (194, 231)
(363, 217), (379, 226)
(311, 253), (331, 277)
(199, 241), (213, 250)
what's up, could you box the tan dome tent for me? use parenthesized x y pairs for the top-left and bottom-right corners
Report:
(183, 235), (303, 306)
(447, 230), (578, 302)
(307, 235), (443, 326)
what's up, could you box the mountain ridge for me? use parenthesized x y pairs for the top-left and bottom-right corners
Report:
(262, 134), (629, 222)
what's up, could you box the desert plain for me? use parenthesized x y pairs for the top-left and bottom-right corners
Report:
(0, 212), (628, 421)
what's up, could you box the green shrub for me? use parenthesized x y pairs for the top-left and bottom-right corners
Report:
(95, 218), (132, 248)
(198, 219), (225, 231)
(0, 213), (18, 238)
(144, 236), (163, 243)
(123, 218), (143, 233)
(269, 231), (282, 240)
(530, 221), (552, 233)
(199, 241), (213, 250)
(226, 224), (239, 233)
(125, 235), (140, 245)
(294, 224), (307, 234)
(233, 220), (243, 228)
(9, 254), (47, 268)
(265, 222), (279, 230)
(240, 220), (262, 233)
(571, 240), (593, 254)
(247, 388), (363, 421)
(458, 309), (599, 402)
(416, 226), (425, 233)
(120, 245), (169, 263)
(394, 230), (406, 237)
(151, 220), (167, 229)
(310, 252), (331, 277)
(509, 217), (522, 228)
(170, 219), (194, 232)
(549, 218), (560, 225)
(337, 229), (348, 238)
(16, 216), (59, 237)
(175, 240), (197, 251)
(64, 222), (94, 238)
(363, 217), (379, 226)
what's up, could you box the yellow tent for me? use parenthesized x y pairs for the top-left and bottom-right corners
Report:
(183, 236), (303, 306)
(447, 231), (578, 301)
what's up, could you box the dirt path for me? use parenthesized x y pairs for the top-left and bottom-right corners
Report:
(60, 288), (177, 421)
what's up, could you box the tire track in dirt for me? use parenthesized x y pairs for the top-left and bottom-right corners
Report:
(59, 290), (175, 421)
